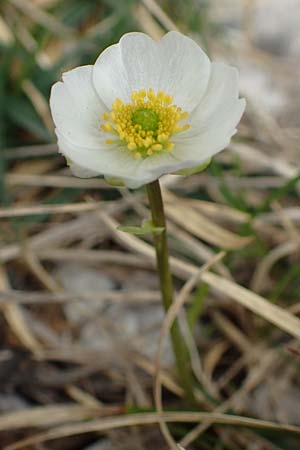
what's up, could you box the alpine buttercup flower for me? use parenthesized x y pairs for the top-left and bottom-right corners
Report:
(50, 31), (245, 188)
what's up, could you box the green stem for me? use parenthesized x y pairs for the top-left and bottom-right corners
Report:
(146, 179), (195, 403)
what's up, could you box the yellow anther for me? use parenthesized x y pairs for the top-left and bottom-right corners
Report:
(106, 139), (114, 145)
(127, 142), (137, 151)
(147, 88), (154, 99)
(173, 125), (182, 133)
(152, 144), (163, 151)
(112, 98), (123, 109)
(144, 137), (153, 147)
(134, 152), (142, 159)
(166, 142), (174, 151)
(101, 123), (113, 132)
(102, 112), (109, 120)
(158, 133), (167, 143)
(180, 111), (189, 120)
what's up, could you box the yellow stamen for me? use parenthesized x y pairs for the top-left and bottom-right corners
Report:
(166, 142), (174, 151)
(152, 144), (163, 151)
(101, 123), (113, 132)
(100, 88), (190, 159)
(127, 142), (137, 151)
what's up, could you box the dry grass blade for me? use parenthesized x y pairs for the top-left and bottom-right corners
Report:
(255, 208), (300, 226)
(165, 202), (252, 250)
(251, 240), (300, 293)
(101, 214), (300, 340)
(164, 190), (250, 225)
(0, 266), (42, 355)
(36, 249), (150, 269)
(141, 0), (179, 31)
(0, 404), (105, 431)
(134, 3), (165, 40)
(132, 353), (184, 398)
(23, 248), (62, 292)
(0, 14), (14, 44)
(168, 221), (231, 278)
(203, 272), (300, 339)
(0, 289), (162, 306)
(3, 144), (57, 160)
(154, 252), (226, 450)
(231, 143), (299, 178)
(0, 201), (104, 218)
(5, 411), (300, 450)
(6, 173), (109, 189)
(22, 79), (54, 133)
(9, 0), (73, 37)
(0, 213), (110, 262)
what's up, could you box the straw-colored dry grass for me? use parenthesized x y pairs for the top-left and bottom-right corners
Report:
(1, 1), (300, 449)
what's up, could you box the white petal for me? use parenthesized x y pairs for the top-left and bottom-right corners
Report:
(56, 130), (204, 189)
(135, 151), (204, 182)
(93, 31), (211, 111)
(50, 65), (107, 149)
(170, 62), (246, 162)
(92, 43), (131, 108)
(173, 98), (246, 162)
(68, 162), (99, 178)
(56, 131), (147, 186)
(185, 62), (243, 137)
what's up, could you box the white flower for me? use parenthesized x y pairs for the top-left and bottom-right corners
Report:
(50, 31), (245, 189)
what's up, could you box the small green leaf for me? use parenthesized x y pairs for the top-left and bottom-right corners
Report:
(104, 176), (125, 187)
(141, 219), (165, 235)
(174, 159), (211, 176)
(117, 225), (148, 235)
(118, 219), (164, 236)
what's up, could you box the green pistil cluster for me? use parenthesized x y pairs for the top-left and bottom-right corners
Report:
(131, 108), (159, 132)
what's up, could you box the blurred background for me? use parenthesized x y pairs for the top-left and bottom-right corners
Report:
(1, 1), (300, 449)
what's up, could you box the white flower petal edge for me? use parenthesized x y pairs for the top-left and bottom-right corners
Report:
(177, 63), (243, 140)
(50, 65), (107, 149)
(171, 62), (246, 163)
(92, 31), (211, 112)
(56, 130), (201, 189)
(68, 161), (99, 179)
(50, 32), (245, 189)
(55, 131), (143, 188)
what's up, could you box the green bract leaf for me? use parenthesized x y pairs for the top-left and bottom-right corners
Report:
(104, 177), (125, 187)
(118, 219), (164, 236)
(117, 225), (148, 235)
(174, 159), (211, 176)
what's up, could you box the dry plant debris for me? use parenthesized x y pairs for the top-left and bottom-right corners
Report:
(1, 0), (300, 449)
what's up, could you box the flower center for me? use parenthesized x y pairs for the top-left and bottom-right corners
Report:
(101, 88), (190, 159)
(131, 108), (159, 132)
